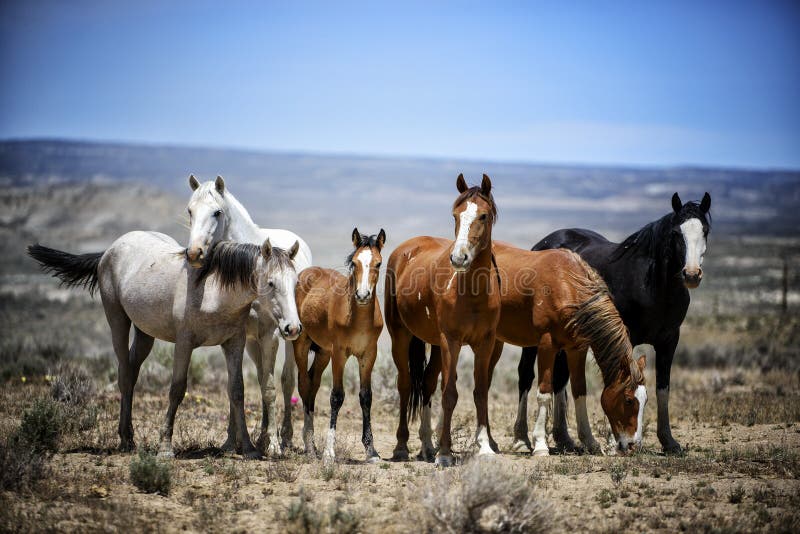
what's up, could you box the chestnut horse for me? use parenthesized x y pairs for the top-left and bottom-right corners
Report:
(386, 174), (501, 467)
(292, 228), (386, 465)
(416, 243), (647, 456)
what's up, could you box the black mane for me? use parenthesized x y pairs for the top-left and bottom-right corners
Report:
(197, 241), (293, 290)
(611, 200), (711, 263)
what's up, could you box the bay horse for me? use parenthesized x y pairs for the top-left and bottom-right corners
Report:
(292, 228), (386, 465)
(517, 192), (711, 454)
(186, 175), (312, 455)
(386, 174), (501, 467)
(415, 243), (647, 456)
(28, 232), (301, 459)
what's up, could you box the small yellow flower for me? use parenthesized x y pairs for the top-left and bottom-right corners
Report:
(21, 376), (27, 383)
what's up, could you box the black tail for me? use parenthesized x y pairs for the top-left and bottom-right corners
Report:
(407, 336), (426, 423)
(27, 244), (103, 295)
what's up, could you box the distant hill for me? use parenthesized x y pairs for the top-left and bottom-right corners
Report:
(1, 139), (799, 260)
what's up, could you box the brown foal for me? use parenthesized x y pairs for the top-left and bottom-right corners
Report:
(385, 174), (501, 466)
(292, 228), (386, 464)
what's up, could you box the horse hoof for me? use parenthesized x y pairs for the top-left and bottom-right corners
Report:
(509, 439), (532, 453)
(243, 449), (263, 460)
(322, 453), (335, 466)
(490, 440), (500, 454)
(220, 439), (237, 454)
(476, 448), (496, 458)
(434, 454), (455, 467)
(416, 447), (437, 463)
(532, 447), (550, 457)
(554, 440), (584, 455)
(118, 441), (136, 453)
(266, 442), (283, 457)
(365, 454), (382, 464)
(585, 442), (604, 455)
(391, 449), (410, 462)
(662, 442), (684, 456)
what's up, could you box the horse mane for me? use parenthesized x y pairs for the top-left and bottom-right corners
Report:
(452, 186), (498, 222)
(196, 241), (293, 291)
(611, 201), (712, 263)
(345, 232), (382, 268)
(562, 252), (643, 388)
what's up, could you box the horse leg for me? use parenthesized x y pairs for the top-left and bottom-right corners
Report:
(306, 348), (330, 456)
(552, 349), (582, 453)
(655, 335), (682, 454)
(568, 348), (601, 454)
(389, 329), (413, 461)
(258, 332), (282, 456)
(222, 333), (261, 460)
(158, 338), (193, 458)
(228, 337), (261, 454)
(102, 296), (134, 451)
(484, 339), (504, 453)
(292, 335), (316, 456)
(511, 345), (537, 453)
(280, 341), (297, 450)
(323, 348), (347, 466)
(358, 347), (380, 462)
(532, 335), (556, 457)
(418, 344), (441, 462)
(435, 333), (461, 467)
(472, 335), (497, 457)
(125, 327), (154, 448)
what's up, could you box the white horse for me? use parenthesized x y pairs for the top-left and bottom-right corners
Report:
(28, 231), (301, 459)
(185, 175), (313, 455)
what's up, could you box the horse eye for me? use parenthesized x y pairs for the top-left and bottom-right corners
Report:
(479, 214), (488, 221)
(187, 209), (192, 216)
(268, 281), (275, 288)
(214, 210), (221, 218)
(375, 262), (382, 268)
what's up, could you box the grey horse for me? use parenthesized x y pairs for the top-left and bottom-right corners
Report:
(28, 230), (301, 458)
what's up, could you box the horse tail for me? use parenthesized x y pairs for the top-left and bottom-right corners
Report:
(561, 251), (639, 387)
(407, 336), (426, 422)
(27, 244), (103, 296)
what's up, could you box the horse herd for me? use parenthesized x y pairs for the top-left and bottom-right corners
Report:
(28, 174), (711, 467)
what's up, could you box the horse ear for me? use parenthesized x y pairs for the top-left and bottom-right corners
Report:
(671, 192), (682, 213)
(189, 174), (200, 191)
(352, 227), (360, 247)
(288, 240), (300, 260)
(377, 229), (386, 250)
(481, 174), (492, 195)
(700, 192), (711, 213)
(261, 238), (272, 259)
(456, 173), (468, 193)
(215, 175), (225, 194)
(637, 354), (647, 376)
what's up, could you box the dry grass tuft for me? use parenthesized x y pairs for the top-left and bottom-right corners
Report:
(419, 457), (553, 533)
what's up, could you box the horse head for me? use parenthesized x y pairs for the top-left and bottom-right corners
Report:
(600, 354), (647, 453)
(450, 174), (497, 271)
(185, 175), (229, 267)
(671, 192), (711, 289)
(347, 228), (386, 306)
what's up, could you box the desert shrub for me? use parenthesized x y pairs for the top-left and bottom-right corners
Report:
(609, 462), (628, 487)
(420, 458), (553, 533)
(16, 397), (64, 453)
(0, 437), (51, 492)
(285, 487), (323, 534)
(49, 361), (99, 433)
(729, 485), (745, 504)
(283, 488), (360, 534)
(129, 450), (172, 496)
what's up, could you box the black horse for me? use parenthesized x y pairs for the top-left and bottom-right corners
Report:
(516, 192), (711, 454)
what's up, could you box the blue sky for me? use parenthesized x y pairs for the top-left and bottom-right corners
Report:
(1, 1), (798, 168)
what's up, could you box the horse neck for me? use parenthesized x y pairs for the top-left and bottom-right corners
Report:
(337, 273), (375, 325)
(223, 192), (262, 243)
(459, 239), (495, 293)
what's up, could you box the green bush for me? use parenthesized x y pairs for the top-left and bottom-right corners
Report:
(129, 450), (172, 496)
(17, 397), (63, 453)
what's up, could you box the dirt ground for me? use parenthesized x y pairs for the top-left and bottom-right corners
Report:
(1, 362), (799, 533)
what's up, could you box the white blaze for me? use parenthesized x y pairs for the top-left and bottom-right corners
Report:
(356, 248), (373, 297)
(680, 218), (706, 272)
(452, 201), (478, 264)
(634, 385), (647, 446)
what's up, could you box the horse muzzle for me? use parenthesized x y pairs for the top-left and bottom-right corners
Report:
(682, 268), (703, 289)
(186, 247), (205, 268)
(280, 323), (302, 341)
